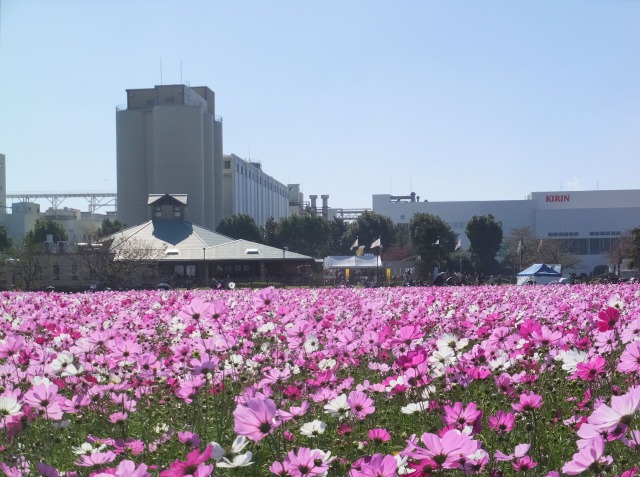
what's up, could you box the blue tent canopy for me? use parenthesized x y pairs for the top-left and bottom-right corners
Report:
(517, 263), (562, 277)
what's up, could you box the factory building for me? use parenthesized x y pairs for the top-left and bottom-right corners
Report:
(373, 189), (640, 274)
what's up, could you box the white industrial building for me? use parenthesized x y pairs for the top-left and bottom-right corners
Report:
(222, 154), (289, 226)
(116, 84), (224, 230)
(373, 189), (640, 274)
(116, 84), (292, 231)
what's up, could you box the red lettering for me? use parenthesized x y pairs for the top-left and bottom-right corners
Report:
(545, 194), (570, 203)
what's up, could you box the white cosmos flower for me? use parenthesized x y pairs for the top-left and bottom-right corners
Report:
(304, 334), (319, 353)
(216, 451), (254, 468)
(72, 442), (106, 455)
(324, 394), (349, 418)
(0, 395), (21, 416)
(400, 401), (430, 414)
(318, 358), (336, 371)
(300, 419), (327, 437)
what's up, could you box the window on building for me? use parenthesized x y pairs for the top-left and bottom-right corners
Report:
(154, 205), (162, 218)
(53, 264), (60, 281)
(173, 205), (181, 218)
(71, 263), (78, 280)
(224, 160), (231, 169)
(185, 265), (196, 277)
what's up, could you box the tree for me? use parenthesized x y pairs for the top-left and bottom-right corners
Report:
(24, 219), (68, 246)
(346, 211), (396, 254)
(328, 217), (351, 255)
(500, 226), (539, 270)
(275, 214), (332, 258)
(608, 232), (634, 275)
(261, 217), (280, 248)
(465, 214), (503, 274)
(81, 237), (167, 289)
(409, 213), (457, 276)
(97, 219), (127, 238)
(216, 215), (262, 243)
(630, 228), (640, 270)
(0, 225), (11, 252)
(538, 239), (581, 270)
(9, 240), (43, 290)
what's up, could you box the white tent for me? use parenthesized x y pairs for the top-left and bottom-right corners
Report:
(323, 255), (382, 269)
(517, 263), (562, 285)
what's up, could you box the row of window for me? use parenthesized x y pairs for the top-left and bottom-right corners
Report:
(548, 231), (622, 238)
(235, 164), (287, 197)
(548, 232), (579, 237)
(154, 205), (181, 218)
(552, 237), (620, 255)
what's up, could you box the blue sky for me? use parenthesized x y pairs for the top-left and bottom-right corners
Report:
(0, 0), (638, 212)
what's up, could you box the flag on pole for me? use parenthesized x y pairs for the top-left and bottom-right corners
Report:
(351, 238), (359, 250)
(356, 245), (365, 256)
(455, 238), (461, 251)
(371, 238), (381, 249)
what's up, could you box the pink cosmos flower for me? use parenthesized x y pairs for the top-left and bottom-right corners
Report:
(575, 356), (607, 381)
(23, 383), (64, 420)
(93, 460), (151, 477)
(495, 443), (531, 462)
(254, 287), (277, 308)
(511, 392), (543, 412)
(233, 396), (280, 442)
(562, 436), (613, 475)
(368, 428), (392, 444)
(596, 306), (620, 332)
(488, 410), (515, 434)
(403, 429), (481, 469)
(513, 456), (538, 471)
(285, 447), (328, 477)
(75, 451), (117, 467)
(442, 402), (482, 432)
(347, 391), (375, 420)
(617, 341), (640, 374)
(349, 453), (397, 477)
(588, 386), (640, 431)
(159, 445), (213, 477)
(178, 299), (215, 323)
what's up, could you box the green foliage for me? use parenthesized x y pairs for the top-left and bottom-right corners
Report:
(24, 218), (68, 246)
(216, 214), (263, 243)
(97, 218), (127, 238)
(465, 214), (503, 274)
(328, 217), (351, 255)
(409, 213), (457, 272)
(275, 214), (332, 257)
(0, 224), (11, 252)
(630, 227), (640, 269)
(260, 217), (280, 248)
(346, 211), (396, 251)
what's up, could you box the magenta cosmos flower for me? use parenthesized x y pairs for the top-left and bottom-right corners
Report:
(347, 391), (375, 420)
(403, 429), (481, 469)
(617, 341), (640, 374)
(350, 453), (397, 477)
(588, 386), (640, 431)
(159, 445), (213, 477)
(233, 396), (280, 442)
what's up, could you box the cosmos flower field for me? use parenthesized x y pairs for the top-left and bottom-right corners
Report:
(1, 284), (640, 476)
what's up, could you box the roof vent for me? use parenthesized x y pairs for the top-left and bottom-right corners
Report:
(165, 249), (180, 255)
(245, 248), (260, 255)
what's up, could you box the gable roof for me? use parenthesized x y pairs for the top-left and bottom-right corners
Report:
(517, 263), (562, 276)
(104, 219), (313, 262)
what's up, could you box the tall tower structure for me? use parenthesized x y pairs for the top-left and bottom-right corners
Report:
(116, 85), (223, 229)
(0, 154), (6, 214)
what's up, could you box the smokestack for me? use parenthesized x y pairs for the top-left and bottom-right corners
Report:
(309, 195), (318, 215)
(321, 194), (329, 220)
